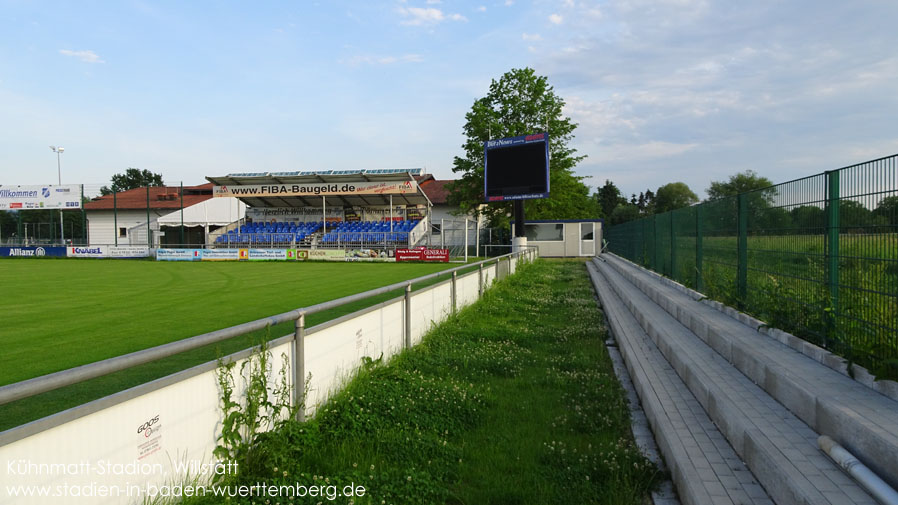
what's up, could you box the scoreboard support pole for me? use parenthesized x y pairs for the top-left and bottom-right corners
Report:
(512, 200), (528, 252)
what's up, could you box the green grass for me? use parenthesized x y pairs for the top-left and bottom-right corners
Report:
(0, 259), (460, 431)
(183, 259), (661, 505)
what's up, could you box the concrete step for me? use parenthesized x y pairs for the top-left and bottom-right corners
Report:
(587, 261), (773, 505)
(590, 257), (877, 505)
(601, 253), (898, 491)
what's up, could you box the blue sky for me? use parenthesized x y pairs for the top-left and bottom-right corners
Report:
(2, 0), (897, 199)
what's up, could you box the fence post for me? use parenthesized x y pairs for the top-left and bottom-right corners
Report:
(451, 270), (457, 314)
(695, 204), (704, 292)
(293, 314), (306, 422)
(670, 212), (677, 280)
(404, 283), (412, 349)
(737, 193), (748, 306)
(652, 214), (658, 271)
(825, 170), (841, 337)
(478, 263), (484, 297)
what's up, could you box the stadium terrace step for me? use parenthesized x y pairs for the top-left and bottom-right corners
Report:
(600, 253), (898, 492)
(587, 261), (774, 505)
(589, 257), (879, 505)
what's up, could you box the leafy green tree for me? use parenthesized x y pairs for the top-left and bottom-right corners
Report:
(874, 195), (898, 226)
(610, 203), (640, 225)
(654, 182), (698, 213)
(100, 168), (164, 195)
(790, 205), (824, 232)
(595, 180), (627, 219)
(446, 68), (593, 227)
(706, 170), (774, 202)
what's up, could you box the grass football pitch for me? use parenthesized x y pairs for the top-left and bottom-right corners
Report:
(0, 258), (458, 429)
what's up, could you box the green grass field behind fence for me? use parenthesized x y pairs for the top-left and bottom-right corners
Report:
(606, 155), (898, 380)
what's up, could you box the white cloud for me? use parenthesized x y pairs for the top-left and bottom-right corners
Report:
(549, 13), (563, 25)
(59, 49), (104, 63)
(522, 32), (542, 41)
(477, 6), (487, 12)
(342, 54), (425, 66)
(398, 6), (466, 25)
(426, 0), (441, 3)
(504, 0), (514, 6)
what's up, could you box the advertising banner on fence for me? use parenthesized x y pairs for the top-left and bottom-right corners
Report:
(307, 249), (347, 261)
(107, 246), (151, 258)
(396, 248), (449, 262)
(0, 246), (66, 257)
(214, 180), (418, 198)
(0, 184), (82, 210)
(66, 246), (151, 258)
(156, 249), (202, 261)
(248, 249), (288, 261)
(346, 249), (396, 262)
(67, 246), (106, 258)
(201, 249), (239, 261)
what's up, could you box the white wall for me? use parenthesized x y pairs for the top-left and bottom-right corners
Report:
(87, 210), (169, 246)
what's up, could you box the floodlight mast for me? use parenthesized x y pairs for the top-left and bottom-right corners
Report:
(49, 145), (65, 244)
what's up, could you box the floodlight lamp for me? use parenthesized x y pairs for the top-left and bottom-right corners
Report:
(58, 147), (64, 153)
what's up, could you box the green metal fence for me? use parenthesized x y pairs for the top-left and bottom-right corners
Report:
(606, 155), (898, 378)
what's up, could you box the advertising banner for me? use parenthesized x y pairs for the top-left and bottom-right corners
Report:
(248, 249), (288, 261)
(156, 249), (202, 261)
(214, 180), (418, 198)
(395, 248), (424, 261)
(0, 246), (67, 257)
(67, 246), (107, 258)
(307, 249), (347, 261)
(201, 249), (239, 261)
(0, 184), (82, 210)
(246, 207), (343, 222)
(107, 246), (151, 258)
(396, 248), (449, 262)
(346, 249), (396, 262)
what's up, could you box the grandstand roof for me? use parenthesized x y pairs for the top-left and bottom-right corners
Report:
(84, 184), (213, 210)
(206, 169), (433, 208)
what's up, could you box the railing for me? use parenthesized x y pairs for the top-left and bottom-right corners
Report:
(605, 154), (898, 378)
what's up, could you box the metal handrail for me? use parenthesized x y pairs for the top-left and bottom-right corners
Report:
(0, 250), (533, 406)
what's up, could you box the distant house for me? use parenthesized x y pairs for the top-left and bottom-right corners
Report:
(416, 174), (485, 246)
(84, 184), (245, 246)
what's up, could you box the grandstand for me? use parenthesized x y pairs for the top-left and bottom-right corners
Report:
(206, 168), (432, 250)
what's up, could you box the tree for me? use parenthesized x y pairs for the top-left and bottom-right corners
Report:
(874, 195), (898, 226)
(654, 182), (698, 213)
(100, 168), (164, 195)
(706, 170), (774, 201)
(446, 68), (593, 228)
(595, 180), (627, 219)
(610, 203), (640, 225)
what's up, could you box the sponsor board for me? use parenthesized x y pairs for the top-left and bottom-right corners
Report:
(107, 246), (151, 258)
(214, 180), (418, 198)
(248, 249), (288, 261)
(307, 249), (347, 261)
(68, 246), (106, 258)
(156, 249), (202, 261)
(396, 248), (449, 262)
(201, 249), (239, 261)
(0, 184), (82, 210)
(297, 250), (310, 260)
(346, 249), (396, 262)
(0, 246), (67, 257)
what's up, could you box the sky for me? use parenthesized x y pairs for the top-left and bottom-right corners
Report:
(1, 0), (897, 199)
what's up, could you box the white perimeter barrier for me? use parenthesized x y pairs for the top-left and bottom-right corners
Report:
(0, 253), (529, 504)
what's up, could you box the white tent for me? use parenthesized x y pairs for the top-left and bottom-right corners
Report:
(156, 197), (245, 228)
